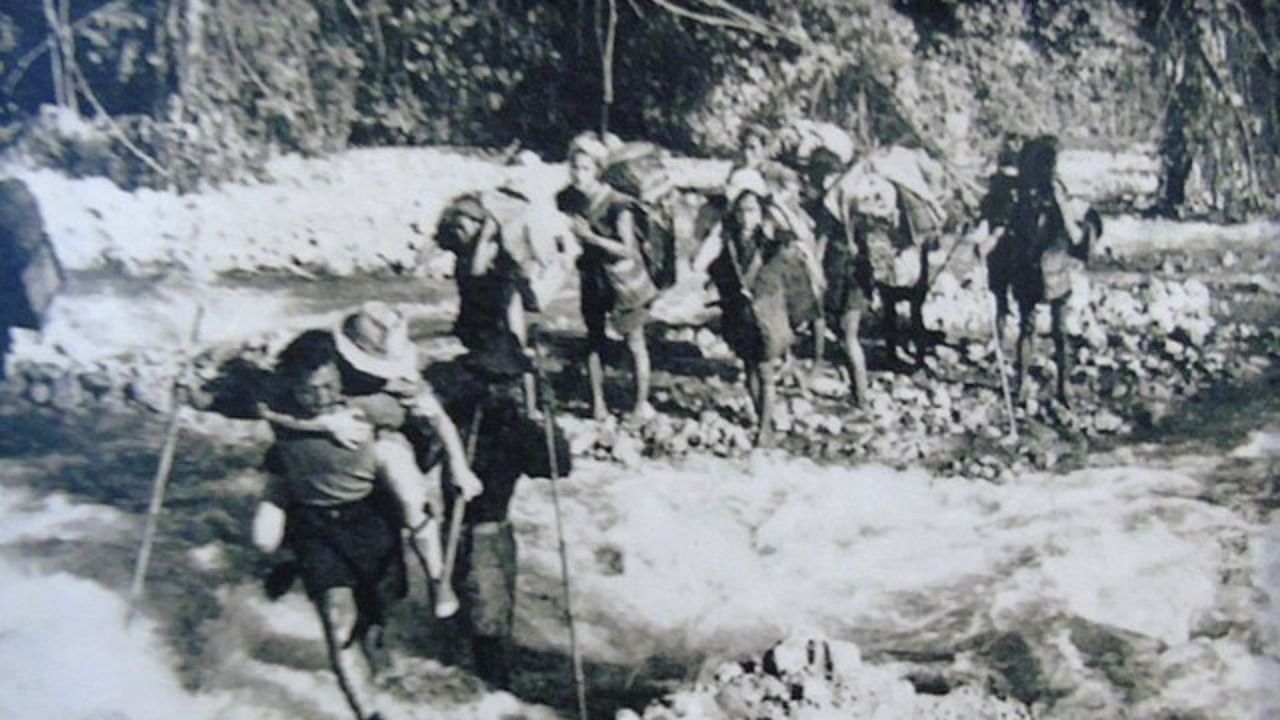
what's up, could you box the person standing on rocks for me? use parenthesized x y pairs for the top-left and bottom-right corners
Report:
(0, 177), (63, 379)
(704, 169), (823, 447)
(252, 325), (478, 720)
(1003, 135), (1102, 405)
(418, 342), (572, 689)
(801, 146), (874, 406)
(556, 132), (659, 423)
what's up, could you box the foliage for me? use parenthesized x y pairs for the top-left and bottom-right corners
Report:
(686, 0), (1161, 168)
(0, 0), (1273, 217)
(1146, 0), (1279, 218)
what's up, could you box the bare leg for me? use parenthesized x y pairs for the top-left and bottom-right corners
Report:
(840, 310), (868, 408)
(779, 349), (810, 397)
(1015, 302), (1035, 403)
(508, 297), (538, 417)
(522, 373), (539, 417)
(586, 309), (609, 420)
(810, 317), (826, 384)
(1051, 298), (1069, 405)
(993, 290), (1010, 346)
(756, 360), (777, 448)
(910, 289), (927, 367)
(316, 588), (380, 720)
(626, 325), (653, 419)
(587, 349), (607, 420)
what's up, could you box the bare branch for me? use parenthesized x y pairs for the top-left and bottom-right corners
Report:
(1190, 39), (1260, 197)
(40, 0), (67, 107)
(688, 0), (809, 47)
(646, 0), (804, 48)
(211, 1), (271, 98)
(3, 0), (131, 95)
(1226, 0), (1278, 72)
(69, 62), (171, 179)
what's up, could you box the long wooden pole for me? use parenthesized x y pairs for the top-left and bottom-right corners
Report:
(126, 304), (204, 625)
(532, 333), (588, 720)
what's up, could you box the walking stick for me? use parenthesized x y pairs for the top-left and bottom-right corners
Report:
(989, 294), (1019, 442)
(126, 304), (204, 625)
(434, 404), (483, 619)
(532, 330), (589, 720)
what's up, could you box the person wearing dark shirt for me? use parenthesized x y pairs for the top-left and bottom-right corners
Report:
(705, 169), (821, 447)
(257, 330), (421, 720)
(417, 354), (572, 689)
(435, 192), (540, 414)
(982, 139), (1023, 343)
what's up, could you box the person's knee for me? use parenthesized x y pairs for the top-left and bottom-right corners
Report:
(319, 588), (362, 643)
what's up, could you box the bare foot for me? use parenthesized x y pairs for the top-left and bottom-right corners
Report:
(625, 402), (656, 428)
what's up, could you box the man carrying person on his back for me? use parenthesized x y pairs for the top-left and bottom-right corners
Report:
(249, 303), (484, 720)
(252, 325), (481, 720)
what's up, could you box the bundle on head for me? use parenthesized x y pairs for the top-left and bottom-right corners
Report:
(600, 142), (675, 204)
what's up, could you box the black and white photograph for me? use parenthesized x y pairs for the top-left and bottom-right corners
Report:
(0, 1), (1277, 718)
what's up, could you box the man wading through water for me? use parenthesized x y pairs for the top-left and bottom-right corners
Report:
(415, 330), (572, 688)
(251, 304), (482, 720)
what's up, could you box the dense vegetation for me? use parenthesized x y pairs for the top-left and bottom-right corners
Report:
(0, 0), (1275, 216)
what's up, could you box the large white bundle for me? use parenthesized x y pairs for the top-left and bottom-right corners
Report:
(479, 187), (573, 310)
(823, 146), (948, 235)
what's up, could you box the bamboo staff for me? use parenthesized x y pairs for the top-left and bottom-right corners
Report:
(532, 331), (588, 720)
(126, 304), (204, 625)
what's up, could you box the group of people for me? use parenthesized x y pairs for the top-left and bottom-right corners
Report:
(547, 122), (1101, 446)
(194, 120), (1102, 720)
(537, 120), (954, 446)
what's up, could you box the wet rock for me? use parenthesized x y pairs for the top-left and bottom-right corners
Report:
(713, 685), (756, 718)
(594, 544), (625, 576)
(612, 434), (644, 466)
(789, 397), (814, 421)
(79, 368), (115, 399)
(713, 661), (746, 683)
(771, 404), (794, 434)
(189, 542), (228, 572)
(1092, 410), (1125, 434)
(567, 423), (600, 456)
(763, 639), (810, 678)
(808, 375), (846, 399)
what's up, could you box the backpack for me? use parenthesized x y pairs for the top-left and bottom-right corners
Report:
(600, 143), (679, 291)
